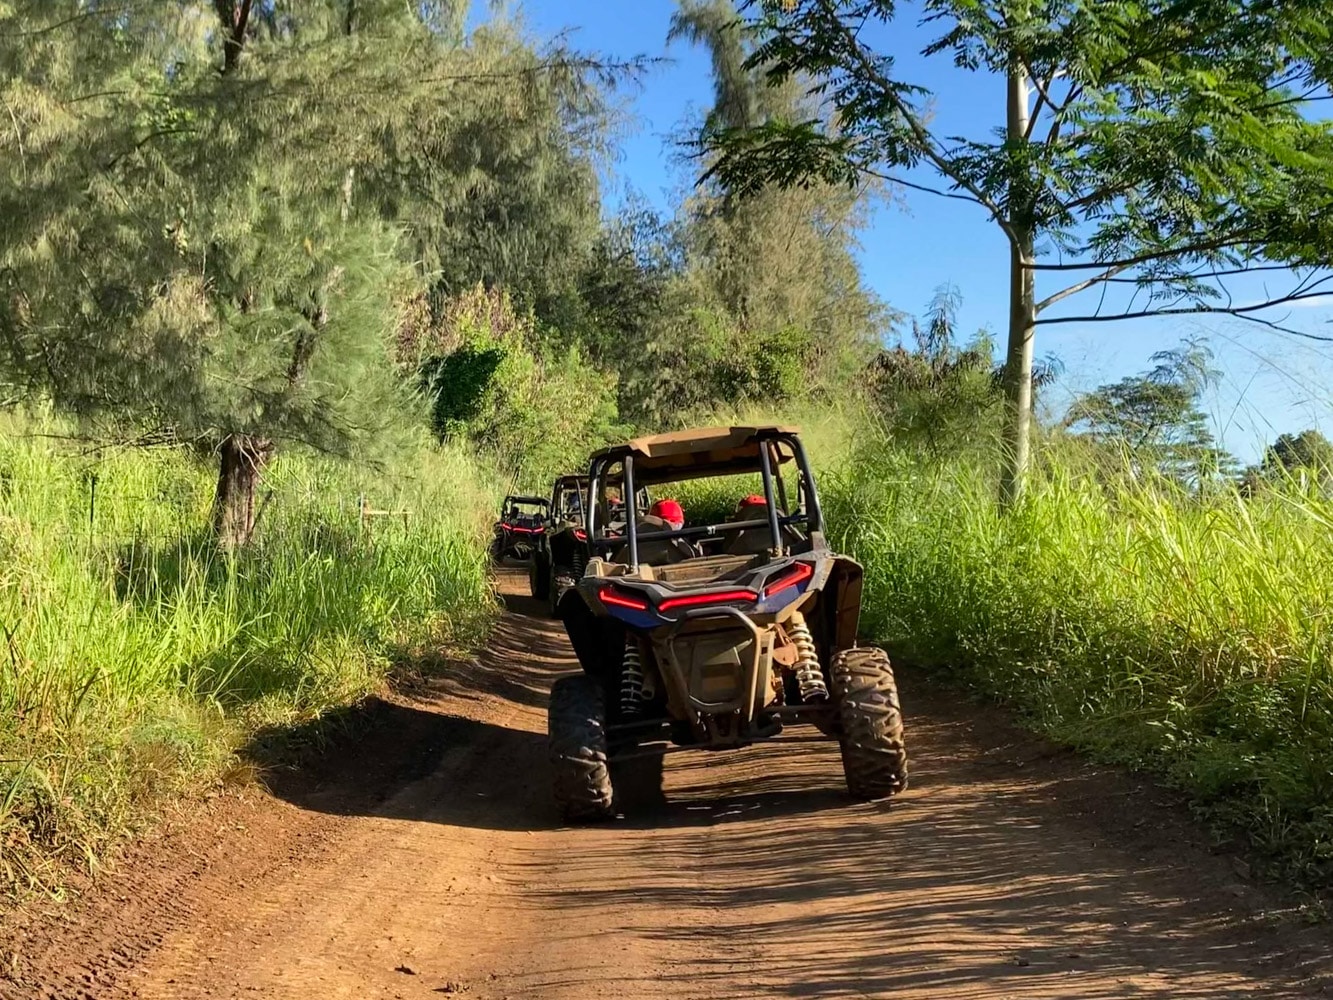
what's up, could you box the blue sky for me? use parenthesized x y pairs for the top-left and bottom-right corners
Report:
(495, 0), (1333, 463)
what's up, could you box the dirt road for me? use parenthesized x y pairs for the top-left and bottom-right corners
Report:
(8, 567), (1333, 999)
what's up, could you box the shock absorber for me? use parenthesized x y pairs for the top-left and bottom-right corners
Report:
(788, 612), (828, 703)
(619, 636), (646, 716)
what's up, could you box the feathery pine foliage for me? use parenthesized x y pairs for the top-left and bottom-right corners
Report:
(0, 0), (621, 544)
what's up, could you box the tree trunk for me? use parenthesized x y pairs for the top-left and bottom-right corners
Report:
(213, 434), (271, 549)
(1000, 227), (1036, 505)
(213, 0), (254, 74)
(999, 62), (1036, 507)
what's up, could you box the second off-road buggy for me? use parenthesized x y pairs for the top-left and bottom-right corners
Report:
(529, 474), (588, 608)
(529, 474), (652, 615)
(549, 425), (908, 821)
(490, 495), (549, 563)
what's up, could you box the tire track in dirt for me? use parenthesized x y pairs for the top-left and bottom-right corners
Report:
(7, 566), (1333, 999)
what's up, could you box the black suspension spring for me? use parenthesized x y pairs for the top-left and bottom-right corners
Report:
(619, 637), (646, 716)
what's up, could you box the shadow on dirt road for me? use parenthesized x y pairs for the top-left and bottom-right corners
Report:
(11, 565), (1333, 1000)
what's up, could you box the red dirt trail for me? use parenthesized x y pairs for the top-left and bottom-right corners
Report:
(5, 567), (1332, 999)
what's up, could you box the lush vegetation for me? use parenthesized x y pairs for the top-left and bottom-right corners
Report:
(3, 0), (1333, 898)
(825, 432), (1333, 885)
(706, 0), (1333, 499)
(667, 390), (1333, 886)
(0, 418), (496, 893)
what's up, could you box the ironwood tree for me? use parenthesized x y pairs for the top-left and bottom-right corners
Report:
(0, 0), (625, 545)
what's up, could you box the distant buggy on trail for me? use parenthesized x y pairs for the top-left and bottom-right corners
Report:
(548, 425), (908, 821)
(490, 495), (549, 563)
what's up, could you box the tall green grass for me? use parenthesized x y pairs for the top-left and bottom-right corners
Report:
(0, 421), (497, 895)
(824, 433), (1333, 884)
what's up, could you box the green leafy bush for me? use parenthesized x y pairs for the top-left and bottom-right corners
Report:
(419, 286), (626, 487)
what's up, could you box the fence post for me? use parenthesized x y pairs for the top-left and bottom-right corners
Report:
(88, 473), (98, 546)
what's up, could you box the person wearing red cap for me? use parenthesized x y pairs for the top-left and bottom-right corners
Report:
(735, 494), (767, 517)
(649, 497), (685, 531)
(726, 493), (771, 555)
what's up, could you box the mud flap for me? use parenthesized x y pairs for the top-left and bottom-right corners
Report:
(559, 588), (625, 690)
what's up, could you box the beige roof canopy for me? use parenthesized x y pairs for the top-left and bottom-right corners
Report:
(589, 425), (802, 482)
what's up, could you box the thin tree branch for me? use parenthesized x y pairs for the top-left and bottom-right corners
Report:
(420, 56), (654, 85)
(1034, 285), (1333, 342)
(1056, 179), (1136, 216)
(1035, 263), (1133, 313)
(862, 168), (985, 206)
(100, 127), (198, 170)
(10, 2), (157, 37)
(1077, 264), (1299, 284)
(2, 96), (27, 182)
(1026, 235), (1263, 271)
(819, 0), (1017, 242)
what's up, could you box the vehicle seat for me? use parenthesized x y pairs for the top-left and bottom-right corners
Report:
(724, 516), (801, 556)
(611, 515), (696, 565)
(724, 527), (773, 556)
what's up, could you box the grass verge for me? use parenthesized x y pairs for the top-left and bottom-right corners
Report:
(0, 421), (498, 899)
(823, 432), (1333, 889)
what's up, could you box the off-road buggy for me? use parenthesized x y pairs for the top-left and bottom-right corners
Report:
(529, 474), (588, 607)
(530, 474), (651, 615)
(490, 495), (549, 563)
(549, 425), (908, 820)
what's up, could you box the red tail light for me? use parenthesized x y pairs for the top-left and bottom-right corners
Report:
(598, 586), (649, 611)
(658, 589), (757, 612)
(763, 561), (814, 598)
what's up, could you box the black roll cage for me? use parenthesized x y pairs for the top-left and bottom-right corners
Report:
(549, 476), (588, 523)
(584, 431), (825, 569)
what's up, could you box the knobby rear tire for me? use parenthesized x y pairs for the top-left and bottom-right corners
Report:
(831, 647), (908, 800)
(548, 674), (615, 822)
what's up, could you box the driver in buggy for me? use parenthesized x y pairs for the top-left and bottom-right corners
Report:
(612, 497), (694, 564)
(649, 498), (685, 531)
(726, 494), (777, 555)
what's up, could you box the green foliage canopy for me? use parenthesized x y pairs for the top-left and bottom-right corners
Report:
(698, 0), (1333, 497)
(1065, 340), (1235, 487)
(0, 1), (621, 466)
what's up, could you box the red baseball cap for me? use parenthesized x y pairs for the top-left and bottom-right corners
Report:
(737, 494), (767, 509)
(650, 498), (685, 526)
